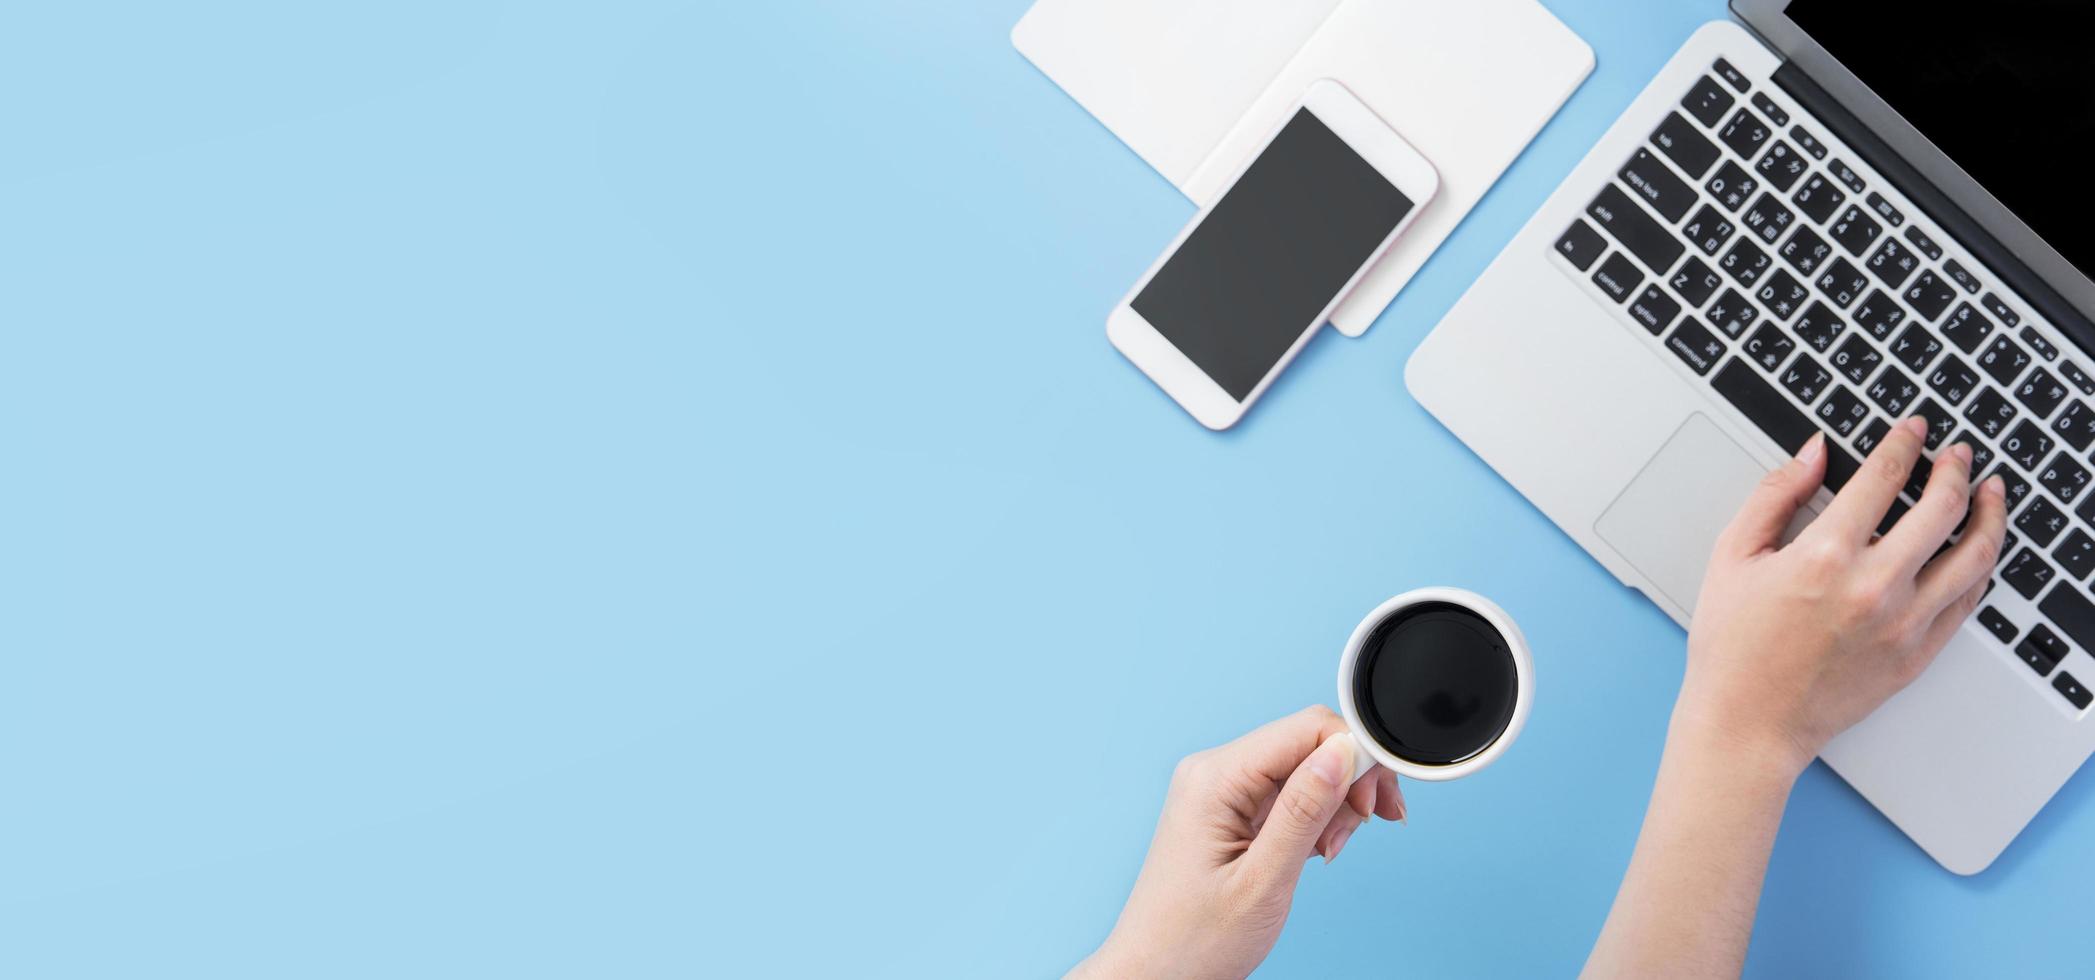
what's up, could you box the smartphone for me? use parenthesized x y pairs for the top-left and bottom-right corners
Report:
(1107, 80), (1439, 429)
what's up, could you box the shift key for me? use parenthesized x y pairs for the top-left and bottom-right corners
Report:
(1711, 358), (1860, 492)
(2040, 584), (2095, 656)
(1590, 184), (1686, 274)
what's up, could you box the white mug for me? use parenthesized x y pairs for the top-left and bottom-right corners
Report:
(1336, 587), (1534, 782)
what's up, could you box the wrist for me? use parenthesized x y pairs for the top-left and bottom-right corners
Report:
(1665, 705), (1815, 788)
(1069, 932), (1164, 980)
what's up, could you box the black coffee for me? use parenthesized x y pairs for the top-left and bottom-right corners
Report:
(1352, 602), (1518, 766)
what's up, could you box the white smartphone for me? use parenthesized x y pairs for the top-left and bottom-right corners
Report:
(1107, 80), (1439, 430)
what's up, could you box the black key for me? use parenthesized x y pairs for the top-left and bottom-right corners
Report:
(2003, 419), (2057, 471)
(1719, 108), (1770, 161)
(1824, 443), (1862, 492)
(1905, 271), (1957, 322)
(2005, 549), (2058, 600)
(1720, 238), (1771, 287)
(1780, 226), (1833, 276)
(1707, 288), (1758, 339)
(1817, 386), (1869, 437)
(1744, 321), (1795, 371)
(1985, 293), (2023, 329)
(2018, 496), (2071, 547)
(1682, 75), (1737, 127)
(1877, 497), (1912, 536)
(1780, 353), (1833, 405)
(1830, 334), (1881, 385)
(1816, 258), (1870, 308)
(1944, 258), (1981, 294)
(2039, 453), (2092, 505)
(1706, 161), (1760, 214)
(1743, 192), (1795, 244)
(1979, 605), (2021, 644)
(1758, 270), (1810, 322)
(1867, 366), (1921, 416)
(1829, 158), (1866, 194)
(1912, 398), (1956, 448)
(2057, 529), (2095, 580)
(1996, 465), (2034, 511)
(1790, 125), (1827, 160)
(1830, 205), (1882, 256)
(1976, 335), (2033, 387)
(1664, 318), (1725, 376)
(1951, 431), (1997, 474)
(1682, 205), (1736, 256)
(2063, 361), (2095, 397)
(1791, 301), (1846, 351)
(1589, 185), (1686, 274)
(1651, 112), (1721, 178)
(2076, 483), (2095, 527)
(2040, 586), (2095, 658)
(1670, 257), (1723, 308)
(1853, 290), (1907, 340)
(2022, 325), (2060, 360)
(2053, 401), (2095, 451)
(1866, 238), (1920, 290)
(1752, 92), (1791, 127)
(1926, 355), (1980, 405)
(1629, 285), (1683, 335)
(1712, 358), (1828, 466)
(2018, 624), (2066, 675)
(2055, 672), (2093, 710)
(1964, 386), (2018, 439)
(1902, 453), (1934, 501)
(1941, 303), (1995, 353)
(1619, 149), (1696, 222)
(1717, 59), (1751, 92)
(1791, 175), (1846, 224)
(1889, 325), (1943, 373)
(1866, 190), (1906, 226)
(1556, 220), (1608, 271)
(1592, 252), (1643, 302)
(1754, 141), (1807, 192)
(2006, 531), (2023, 561)
(2016, 368), (2069, 419)
(1903, 225), (1944, 261)
(1853, 418), (1892, 456)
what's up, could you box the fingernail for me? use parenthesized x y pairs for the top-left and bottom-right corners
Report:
(1308, 734), (1353, 790)
(1325, 823), (1357, 863)
(1903, 415), (1930, 437)
(1985, 475), (2006, 499)
(1953, 443), (1974, 467)
(1797, 432), (1825, 465)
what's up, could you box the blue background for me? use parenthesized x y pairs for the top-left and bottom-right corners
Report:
(4, 1), (2089, 976)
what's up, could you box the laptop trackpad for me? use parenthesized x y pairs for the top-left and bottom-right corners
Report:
(1596, 413), (1773, 615)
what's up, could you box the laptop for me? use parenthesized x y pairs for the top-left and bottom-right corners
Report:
(1409, 1), (2095, 874)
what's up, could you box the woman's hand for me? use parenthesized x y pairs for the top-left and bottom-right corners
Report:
(1680, 416), (2009, 777)
(1070, 706), (1404, 980)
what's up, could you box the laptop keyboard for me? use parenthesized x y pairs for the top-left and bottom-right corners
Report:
(1552, 60), (2095, 713)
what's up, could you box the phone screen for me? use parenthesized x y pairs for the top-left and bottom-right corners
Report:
(1133, 109), (1415, 401)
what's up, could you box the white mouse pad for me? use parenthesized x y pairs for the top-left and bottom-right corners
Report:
(1015, 0), (1593, 337)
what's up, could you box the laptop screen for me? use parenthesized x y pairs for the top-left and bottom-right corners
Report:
(1788, 2), (2095, 277)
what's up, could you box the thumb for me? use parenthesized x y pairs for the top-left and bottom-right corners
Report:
(1242, 733), (1355, 893)
(1717, 432), (1826, 559)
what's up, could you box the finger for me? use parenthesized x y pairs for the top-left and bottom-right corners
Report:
(1881, 441), (1975, 569)
(1815, 416), (1930, 544)
(1909, 575), (1992, 681)
(1242, 733), (1355, 892)
(1716, 432), (1829, 559)
(1373, 768), (1407, 824)
(1916, 475), (2007, 610)
(1346, 767), (1378, 821)
(1316, 808), (1366, 863)
(1217, 706), (1354, 794)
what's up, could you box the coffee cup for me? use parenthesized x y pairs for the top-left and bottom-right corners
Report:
(1336, 587), (1533, 782)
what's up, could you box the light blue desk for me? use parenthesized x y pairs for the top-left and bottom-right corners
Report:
(5, 1), (2089, 976)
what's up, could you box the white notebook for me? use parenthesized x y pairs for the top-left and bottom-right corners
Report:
(1014, 0), (1594, 336)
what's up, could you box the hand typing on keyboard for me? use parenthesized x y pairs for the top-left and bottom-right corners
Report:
(1586, 416), (2007, 979)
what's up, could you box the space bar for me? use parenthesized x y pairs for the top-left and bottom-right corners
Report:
(1709, 358), (1859, 492)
